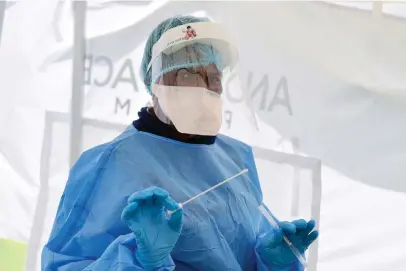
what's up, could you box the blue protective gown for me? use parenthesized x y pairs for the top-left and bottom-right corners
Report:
(42, 111), (302, 271)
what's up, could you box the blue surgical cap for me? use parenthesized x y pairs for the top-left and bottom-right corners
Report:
(140, 15), (211, 94)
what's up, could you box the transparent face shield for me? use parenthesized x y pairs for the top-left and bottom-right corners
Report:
(146, 22), (258, 137)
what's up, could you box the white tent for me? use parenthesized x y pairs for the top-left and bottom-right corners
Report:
(1, 1), (406, 271)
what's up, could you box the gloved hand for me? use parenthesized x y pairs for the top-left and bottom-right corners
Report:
(257, 219), (319, 268)
(121, 186), (183, 269)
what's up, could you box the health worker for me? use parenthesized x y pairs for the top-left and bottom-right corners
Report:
(41, 15), (318, 271)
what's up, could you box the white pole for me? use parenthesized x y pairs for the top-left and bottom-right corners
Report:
(70, 0), (87, 168)
(372, 1), (383, 18)
(0, 0), (6, 47)
(291, 137), (301, 217)
(25, 112), (54, 271)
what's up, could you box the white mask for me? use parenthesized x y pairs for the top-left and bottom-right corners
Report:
(151, 84), (223, 136)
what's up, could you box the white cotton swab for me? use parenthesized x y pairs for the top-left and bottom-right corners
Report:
(167, 169), (249, 216)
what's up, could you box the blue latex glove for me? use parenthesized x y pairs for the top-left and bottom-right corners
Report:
(121, 186), (183, 269)
(258, 219), (319, 268)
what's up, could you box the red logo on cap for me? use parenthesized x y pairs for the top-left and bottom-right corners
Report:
(182, 25), (197, 40)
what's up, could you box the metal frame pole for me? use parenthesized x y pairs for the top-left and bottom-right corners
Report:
(0, 1), (6, 47)
(69, 0), (87, 167)
(372, 1), (383, 18)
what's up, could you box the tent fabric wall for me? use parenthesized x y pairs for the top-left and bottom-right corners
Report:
(1, 1), (406, 271)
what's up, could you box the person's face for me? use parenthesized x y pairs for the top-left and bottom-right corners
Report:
(157, 63), (223, 95)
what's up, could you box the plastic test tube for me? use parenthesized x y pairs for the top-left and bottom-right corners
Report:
(258, 205), (308, 268)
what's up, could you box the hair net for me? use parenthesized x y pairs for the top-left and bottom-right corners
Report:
(141, 15), (211, 94)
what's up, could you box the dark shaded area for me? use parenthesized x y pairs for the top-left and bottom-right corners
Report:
(133, 107), (215, 144)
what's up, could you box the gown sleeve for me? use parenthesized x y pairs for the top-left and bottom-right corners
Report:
(41, 143), (175, 271)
